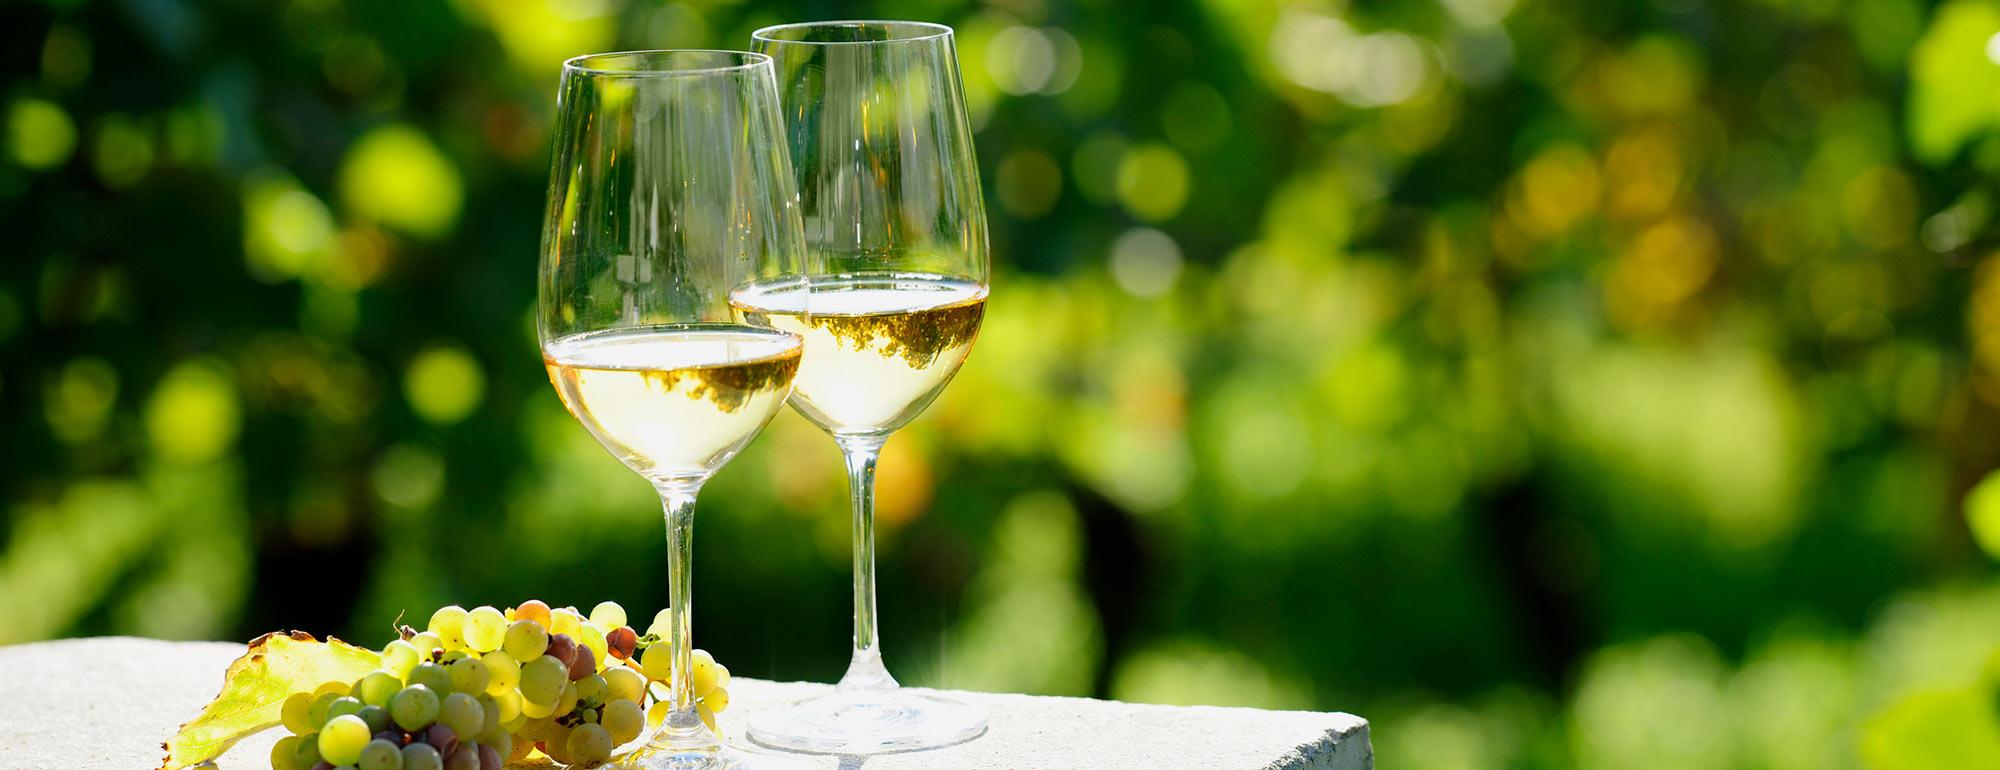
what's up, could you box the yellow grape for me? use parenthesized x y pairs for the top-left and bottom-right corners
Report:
(588, 601), (627, 631)
(428, 606), (468, 650)
(521, 696), (556, 719)
(465, 606), (507, 653)
(600, 699), (644, 745)
(503, 620), (548, 662)
(568, 723), (613, 766)
(556, 682), (580, 715)
(640, 644), (672, 682)
(702, 686), (729, 714)
(551, 608), (584, 639)
(281, 692), (315, 734)
(313, 680), (351, 698)
(492, 689), (522, 723)
(578, 624), (609, 670)
(689, 650), (720, 697)
(480, 651), (520, 696)
(513, 600), (553, 630)
(647, 700), (669, 727)
(698, 703), (716, 734)
(271, 735), (303, 770)
(603, 666), (646, 704)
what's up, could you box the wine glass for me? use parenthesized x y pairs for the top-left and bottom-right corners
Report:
(538, 50), (804, 770)
(739, 21), (990, 754)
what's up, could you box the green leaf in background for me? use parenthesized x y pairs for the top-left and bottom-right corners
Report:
(1969, 470), (2000, 562)
(1859, 689), (2000, 770)
(159, 631), (381, 770)
(1907, 0), (2000, 163)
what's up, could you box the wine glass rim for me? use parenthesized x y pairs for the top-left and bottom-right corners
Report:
(751, 20), (954, 46)
(561, 49), (772, 77)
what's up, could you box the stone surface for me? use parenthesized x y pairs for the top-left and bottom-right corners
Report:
(0, 637), (1371, 770)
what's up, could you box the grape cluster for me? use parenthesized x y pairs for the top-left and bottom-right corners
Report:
(268, 600), (731, 770)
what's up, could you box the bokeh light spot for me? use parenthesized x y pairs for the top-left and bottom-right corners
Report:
(1115, 144), (1190, 222)
(145, 359), (242, 463)
(338, 123), (463, 238)
(7, 98), (77, 170)
(1108, 228), (1184, 298)
(1966, 469), (2000, 562)
(403, 344), (485, 425)
(243, 171), (335, 283)
(45, 357), (118, 444)
(373, 443), (446, 509)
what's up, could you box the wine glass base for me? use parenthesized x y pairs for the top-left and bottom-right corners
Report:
(745, 689), (988, 755)
(618, 742), (813, 770)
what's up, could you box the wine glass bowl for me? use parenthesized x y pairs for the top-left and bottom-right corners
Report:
(537, 49), (803, 770)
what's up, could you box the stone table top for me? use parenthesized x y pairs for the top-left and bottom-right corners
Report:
(0, 637), (1371, 770)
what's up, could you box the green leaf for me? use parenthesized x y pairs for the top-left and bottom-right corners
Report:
(1907, 0), (2000, 164)
(160, 631), (381, 770)
(1859, 689), (2000, 770)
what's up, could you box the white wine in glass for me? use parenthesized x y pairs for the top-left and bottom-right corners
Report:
(731, 273), (985, 436)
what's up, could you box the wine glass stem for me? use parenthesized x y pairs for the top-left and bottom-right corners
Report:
(652, 482), (714, 744)
(837, 436), (897, 693)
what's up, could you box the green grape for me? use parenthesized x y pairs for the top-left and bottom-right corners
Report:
(475, 694), (502, 738)
(439, 692), (485, 739)
(550, 608), (583, 639)
(689, 649), (722, 697)
(400, 742), (442, 770)
(294, 732), (323, 768)
(318, 714), (373, 766)
(600, 699), (643, 745)
(703, 686), (729, 713)
(381, 640), (421, 679)
(556, 682), (580, 716)
(308, 691), (341, 727)
(272, 735), (304, 770)
(409, 631), (442, 657)
(479, 650), (519, 696)
(502, 620), (548, 662)
(446, 657), (489, 695)
(464, 606), (506, 653)
(327, 696), (366, 721)
(282, 692), (316, 734)
(578, 624), (609, 670)
(492, 689), (522, 723)
(588, 601), (627, 631)
(358, 738), (403, 770)
(356, 704), (392, 734)
(567, 723), (613, 767)
(573, 674), (608, 706)
(408, 662), (450, 694)
(439, 649), (471, 665)
(358, 671), (402, 707)
(639, 644), (672, 682)
(518, 655), (566, 705)
(646, 608), (671, 638)
(390, 684), (441, 731)
(604, 666), (646, 703)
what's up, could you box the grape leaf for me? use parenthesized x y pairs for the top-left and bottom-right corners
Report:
(159, 631), (382, 770)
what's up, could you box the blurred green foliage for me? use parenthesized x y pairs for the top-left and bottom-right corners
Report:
(4, 0), (2000, 767)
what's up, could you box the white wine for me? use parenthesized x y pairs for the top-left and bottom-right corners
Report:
(544, 326), (802, 481)
(731, 273), (985, 436)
